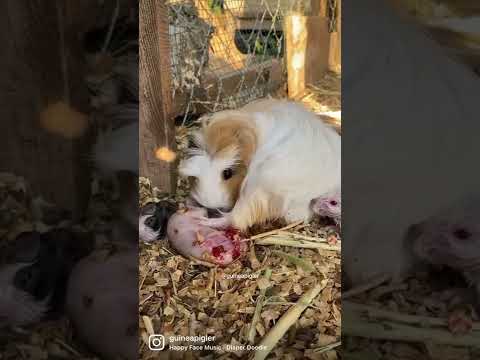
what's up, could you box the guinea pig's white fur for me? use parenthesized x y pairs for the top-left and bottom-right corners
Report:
(92, 101), (139, 177)
(93, 120), (138, 175)
(179, 99), (341, 231)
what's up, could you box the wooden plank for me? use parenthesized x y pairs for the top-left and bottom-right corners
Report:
(171, 59), (283, 116)
(328, 0), (341, 72)
(204, 59), (283, 100)
(285, 15), (330, 98)
(0, 0), (91, 219)
(309, 0), (325, 16)
(318, 0), (328, 16)
(139, 0), (177, 194)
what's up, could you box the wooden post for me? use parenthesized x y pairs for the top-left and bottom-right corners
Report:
(285, 14), (330, 98)
(0, 0), (93, 219)
(139, 0), (177, 194)
(328, 0), (341, 72)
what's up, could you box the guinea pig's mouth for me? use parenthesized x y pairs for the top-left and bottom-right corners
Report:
(187, 196), (231, 218)
(206, 208), (229, 218)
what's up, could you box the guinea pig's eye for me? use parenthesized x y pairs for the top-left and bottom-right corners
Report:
(329, 200), (338, 206)
(453, 228), (471, 240)
(222, 168), (234, 180)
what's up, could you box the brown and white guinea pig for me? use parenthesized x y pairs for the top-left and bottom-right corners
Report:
(407, 195), (480, 300)
(92, 105), (138, 242)
(93, 119), (138, 176)
(179, 99), (341, 231)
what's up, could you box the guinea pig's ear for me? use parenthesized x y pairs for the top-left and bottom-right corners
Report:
(204, 112), (258, 165)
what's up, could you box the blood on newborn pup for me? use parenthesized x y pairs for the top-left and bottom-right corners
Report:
(167, 207), (247, 266)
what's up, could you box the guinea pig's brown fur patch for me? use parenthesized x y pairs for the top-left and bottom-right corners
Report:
(204, 115), (257, 162)
(224, 163), (247, 204)
(203, 114), (258, 203)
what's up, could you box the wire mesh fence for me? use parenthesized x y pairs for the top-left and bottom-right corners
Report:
(167, 0), (303, 120)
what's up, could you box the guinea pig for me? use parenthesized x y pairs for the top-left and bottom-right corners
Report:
(179, 99), (341, 231)
(0, 262), (49, 330)
(311, 188), (341, 228)
(66, 250), (137, 360)
(0, 229), (94, 330)
(92, 107), (139, 244)
(93, 120), (138, 175)
(407, 196), (480, 302)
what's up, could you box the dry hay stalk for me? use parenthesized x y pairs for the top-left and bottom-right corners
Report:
(344, 300), (480, 348)
(255, 235), (340, 251)
(247, 268), (272, 344)
(252, 280), (328, 360)
(343, 273), (392, 299)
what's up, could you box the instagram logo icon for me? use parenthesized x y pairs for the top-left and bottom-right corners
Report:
(148, 335), (165, 351)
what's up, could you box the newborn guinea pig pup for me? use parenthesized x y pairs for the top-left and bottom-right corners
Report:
(0, 229), (94, 330)
(311, 188), (341, 228)
(139, 201), (178, 243)
(167, 207), (247, 266)
(0, 263), (48, 330)
(408, 196), (480, 301)
(179, 99), (341, 231)
(66, 250), (137, 360)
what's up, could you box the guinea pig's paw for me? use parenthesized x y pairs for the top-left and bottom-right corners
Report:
(198, 215), (232, 229)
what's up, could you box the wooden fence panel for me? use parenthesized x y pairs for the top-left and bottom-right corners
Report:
(139, 0), (177, 194)
(0, 0), (92, 219)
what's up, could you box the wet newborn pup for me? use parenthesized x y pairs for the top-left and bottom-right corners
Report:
(180, 99), (341, 231)
(167, 207), (247, 266)
(66, 250), (137, 360)
(408, 196), (480, 306)
(311, 189), (341, 228)
(139, 201), (178, 243)
(0, 229), (93, 330)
